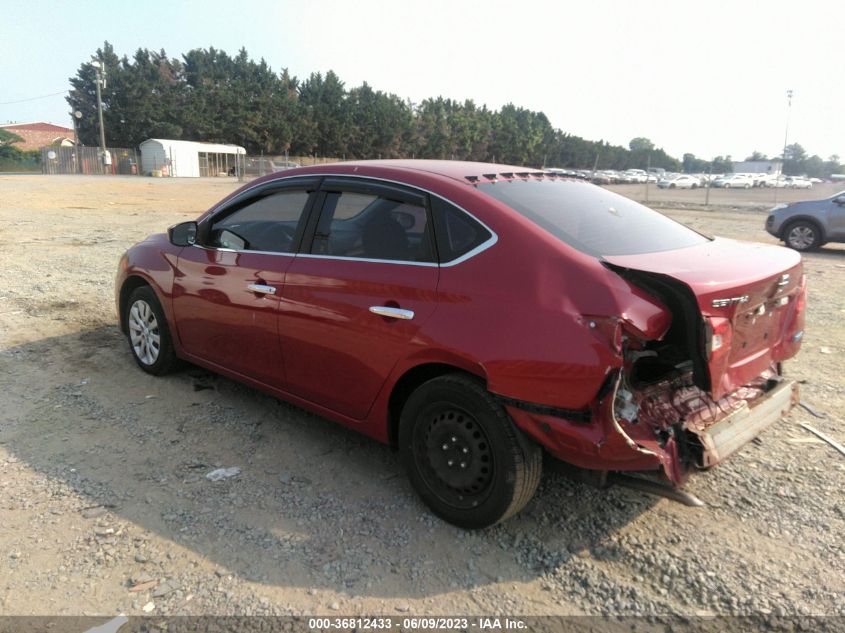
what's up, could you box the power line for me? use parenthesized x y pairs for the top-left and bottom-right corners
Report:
(0, 90), (68, 106)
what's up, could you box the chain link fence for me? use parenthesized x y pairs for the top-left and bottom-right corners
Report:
(243, 154), (350, 178)
(40, 146), (140, 176)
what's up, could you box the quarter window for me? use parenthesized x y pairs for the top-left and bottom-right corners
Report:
(431, 197), (492, 263)
(209, 190), (310, 253)
(311, 190), (434, 263)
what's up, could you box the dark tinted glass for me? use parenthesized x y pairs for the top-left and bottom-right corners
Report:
(478, 180), (709, 256)
(311, 191), (434, 262)
(431, 197), (492, 263)
(210, 190), (310, 253)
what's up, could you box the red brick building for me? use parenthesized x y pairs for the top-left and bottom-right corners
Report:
(0, 122), (76, 150)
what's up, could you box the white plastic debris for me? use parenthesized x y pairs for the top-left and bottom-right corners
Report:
(205, 467), (241, 481)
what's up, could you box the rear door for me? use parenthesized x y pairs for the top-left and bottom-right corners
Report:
(279, 178), (439, 419)
(172, 178), (318, 385)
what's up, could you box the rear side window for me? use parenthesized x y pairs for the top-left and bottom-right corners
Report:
(431, 197), (492, 263)
(477, 180), (709, 257)
(311, 190), (435, 263)
(209, 190), (310, 253)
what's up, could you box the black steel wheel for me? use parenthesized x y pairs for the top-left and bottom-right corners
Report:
(413, 406), (495, 509)
(399, 374), (542, 529)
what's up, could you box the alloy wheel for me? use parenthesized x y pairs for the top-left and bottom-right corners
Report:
(787, 225), (816, 251)
(128, 299), (161, 365)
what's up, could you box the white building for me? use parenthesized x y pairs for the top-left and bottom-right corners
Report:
(139, 139), (246, 178)
(732, 160), (782, 176)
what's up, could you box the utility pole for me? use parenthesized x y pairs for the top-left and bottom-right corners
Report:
(91, 60), (107, 164)
(774, 89), (793, 204)
(644, 153), (651, 203)
(70, 110), (83, 174)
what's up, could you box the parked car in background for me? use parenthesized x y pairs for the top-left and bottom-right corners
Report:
(711, 174), (754, 189)
(623, 169), (649, 183)
(116, 160), (806, 528)
(766, 189), (845, 251)
(657, 174), (700, 189)
(751, 173), (774, 187)
(784, 176), (813, 189)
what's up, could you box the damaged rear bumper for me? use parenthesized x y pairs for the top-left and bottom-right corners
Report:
(505, 374), (798, 484)
(696, 378), (798, 467)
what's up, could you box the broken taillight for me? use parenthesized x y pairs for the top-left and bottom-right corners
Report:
(707, 316), (732, 359)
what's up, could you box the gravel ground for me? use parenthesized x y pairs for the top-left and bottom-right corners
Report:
(0, 175), (843, 618)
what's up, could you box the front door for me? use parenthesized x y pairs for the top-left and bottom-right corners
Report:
(172, 185), (315, 385)
(279, 179), (439, 419)
(829, 195), (845, 240)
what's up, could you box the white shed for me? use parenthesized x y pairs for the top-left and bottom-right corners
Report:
(139, 139), (246, 178)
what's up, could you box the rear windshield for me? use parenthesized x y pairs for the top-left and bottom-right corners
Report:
(477, 179), (709, 256)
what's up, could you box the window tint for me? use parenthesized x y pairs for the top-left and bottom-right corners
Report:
(477, 180), (709, 257)
(431, 197), (492, 263)
(209, 190), (310, 253)
(311, 190), (434, 262)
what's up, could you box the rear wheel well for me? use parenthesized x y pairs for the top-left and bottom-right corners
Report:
(119, 276), (152, 333)
(387, 363), (485, 449)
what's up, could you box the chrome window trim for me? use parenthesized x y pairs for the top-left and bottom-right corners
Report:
(207, 173), (499, 267)
(296, 253), (438, 268)
(192, 244), (296, 257)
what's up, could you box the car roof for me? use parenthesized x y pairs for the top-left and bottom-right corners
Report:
(284, 159), (551, 185)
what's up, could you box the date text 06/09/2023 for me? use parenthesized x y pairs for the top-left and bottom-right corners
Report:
(307, 617), (527, 630)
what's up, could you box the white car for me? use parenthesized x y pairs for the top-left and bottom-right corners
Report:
(712, 174), (755, 189)
(623, 169), (649, 183)
(785, 176), (813, 189)
(657, 174), (700, 189)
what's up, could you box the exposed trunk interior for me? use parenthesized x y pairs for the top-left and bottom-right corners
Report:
(603, 262), (791, 472)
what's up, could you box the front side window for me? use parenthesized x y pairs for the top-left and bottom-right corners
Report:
(209, 190), (310, 253)
(311, 190), (434, 262)
(478, 179), (709, 257)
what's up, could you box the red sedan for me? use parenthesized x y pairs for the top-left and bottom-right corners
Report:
(115, 160), (806, 528)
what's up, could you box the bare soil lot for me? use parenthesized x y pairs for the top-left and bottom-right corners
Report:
(1, 175), (843, 618)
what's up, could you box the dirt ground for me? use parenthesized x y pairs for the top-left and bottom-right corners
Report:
(0, 175), (843, 619)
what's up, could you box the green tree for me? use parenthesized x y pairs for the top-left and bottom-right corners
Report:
(0, 129), (23, 149)
(67, 41), (122, 146)
(628, 137), (655, 152)
(298, 70), (351, 156)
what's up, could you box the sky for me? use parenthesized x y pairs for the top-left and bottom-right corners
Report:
(1, 0), (842, 162)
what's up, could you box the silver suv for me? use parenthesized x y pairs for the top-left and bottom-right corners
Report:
(766, 190), (845, 251)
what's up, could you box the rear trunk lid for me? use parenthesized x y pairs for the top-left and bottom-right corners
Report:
(604, 237), (804, 399)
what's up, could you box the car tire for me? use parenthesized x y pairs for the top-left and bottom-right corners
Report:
(398, 374), (542, 529)
(724, 183), (731, 189)
(125, 285), (179, 375)
(669, 183), (676, 188)
(783, 220), (822, 252)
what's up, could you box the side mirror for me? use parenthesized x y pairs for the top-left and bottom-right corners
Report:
(834, 196), (845, 205)
(168, 221), (197, 246)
